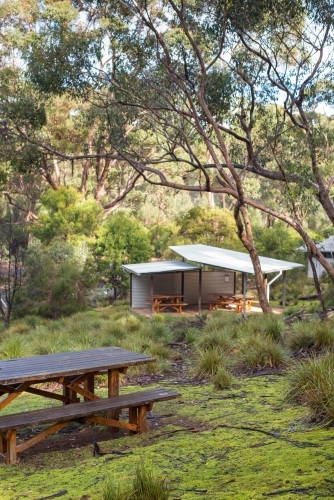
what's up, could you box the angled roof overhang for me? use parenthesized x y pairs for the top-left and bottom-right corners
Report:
(169, 244), (304, 275)
(122, 260), (201, 276)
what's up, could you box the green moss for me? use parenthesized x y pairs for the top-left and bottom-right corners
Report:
(1, 376), (334, 500)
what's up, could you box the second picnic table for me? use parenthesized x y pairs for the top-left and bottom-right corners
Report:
(210, 293), (254, 312)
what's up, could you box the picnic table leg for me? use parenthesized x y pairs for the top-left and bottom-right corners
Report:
(62, 377), (80, 404)
(84, 374), (95, 401)
(129, 407), (138, 435)
(7, 430), (16, 464)
(0, 433), (7, 454)
(108, 369), (120, 432)
(138, 403), (153, 433)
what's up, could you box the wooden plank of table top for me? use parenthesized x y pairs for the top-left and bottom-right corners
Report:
(0, 388), (180, 430)
(0, 347), (155, 385)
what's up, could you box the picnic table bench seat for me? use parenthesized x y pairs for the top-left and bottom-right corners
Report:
(209, 300), (234, 311)
(153, 302), (188, 313)
(0, 388), (180, 464)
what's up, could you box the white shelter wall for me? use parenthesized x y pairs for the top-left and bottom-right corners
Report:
(131, 271), (235, 308)
(308, 257), (334, 278)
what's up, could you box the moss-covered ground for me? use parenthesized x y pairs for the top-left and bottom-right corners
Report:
(1, 374), (333, 500)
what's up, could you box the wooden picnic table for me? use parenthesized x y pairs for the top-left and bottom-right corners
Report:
(0, 347), (180, 463)
(0, 346), (155, 410)
(150, 294), (188, 313)
(209, 293), (254, 313)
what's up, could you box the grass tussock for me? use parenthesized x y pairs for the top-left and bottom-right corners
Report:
(236, 334), (287, 370)
(195, 347), (226, 377)
(287, 353), (334, 424)
(102, 464), (170, 500)
(288, 319), (334, 353)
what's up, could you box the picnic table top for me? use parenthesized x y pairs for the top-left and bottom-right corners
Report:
(0, 347), (155, 385)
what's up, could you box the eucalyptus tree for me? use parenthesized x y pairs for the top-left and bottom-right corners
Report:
(0, 0), (144, 218)
(63, 0), (333, 310)
(2, 0), (334, 311)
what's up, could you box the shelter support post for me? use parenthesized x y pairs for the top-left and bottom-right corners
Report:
(150, 275), (154, 313)
(282, 271), (287, 308)
(266, 271), (282, 302)
(198, 268), (202, 316)
(242, 272), (247, 316)
(181, 272), (184, 296)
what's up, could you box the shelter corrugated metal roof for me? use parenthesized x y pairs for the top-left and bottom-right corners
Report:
(122, 260), (201, 276)
(169, 244), (304, 274)
(298, 235), (334, 253)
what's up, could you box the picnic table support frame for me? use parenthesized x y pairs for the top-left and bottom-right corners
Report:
(108, 369), (120, 432)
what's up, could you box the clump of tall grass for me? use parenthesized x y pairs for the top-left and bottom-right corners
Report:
(287, 354), (334, 424)
(196, 328), (235, 353)
(0, 335), (30, 359)
(7, 322), (31, 335)
(195, 347), (226, 377)
(147, 323), (173, 344)
(213, 365), (233, 390)
(260, 315), (285, 342)
(288, 320), (334, 353)
(236, 334), (287, 370)
(287, 322), (317, 352)
(101, 464), (170, 500)
(31, 330), (69, 355)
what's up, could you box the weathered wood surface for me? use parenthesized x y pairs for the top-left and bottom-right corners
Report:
(0, 388), (180, 431)
(0, 347), (155, 385)
(0, 388), (181, 463)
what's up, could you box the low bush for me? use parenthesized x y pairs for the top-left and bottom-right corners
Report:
(287, 354), (334, 424)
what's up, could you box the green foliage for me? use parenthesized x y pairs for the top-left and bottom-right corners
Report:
(33, 186), (102, 243)
(287, 354), (334, 424)
(176, 207), (243, 250)
(253, 223), (303, 261)
(19, 240), (89, 319)
(25, 2), (101, 95)
(94, 211), (152, 298)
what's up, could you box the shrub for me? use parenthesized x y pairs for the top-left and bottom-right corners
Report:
(287, 354), (334, 424)
(236, 334), (287, 370)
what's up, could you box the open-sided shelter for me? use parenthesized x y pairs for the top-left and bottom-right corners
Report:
(171, 244), (304, 307)
(123, 244), (303, 314)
